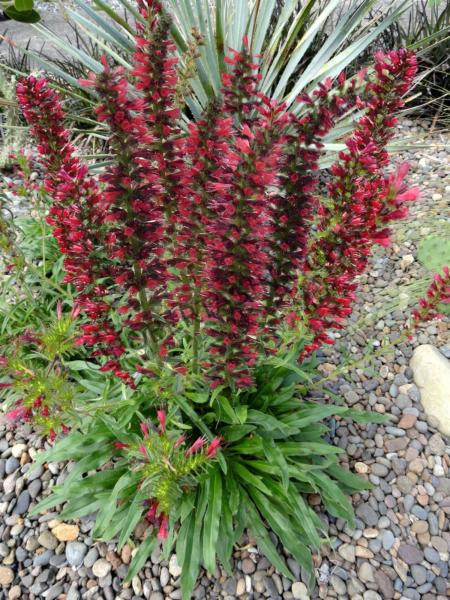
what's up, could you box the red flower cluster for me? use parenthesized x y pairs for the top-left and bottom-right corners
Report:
(269, 73), (363, 315)
(16, 76), (131, 383)
(412, 266), (450, 323)
(114, 409), (221, 540)
(17, 0), (419, 387)
(300, 49), (418, 355)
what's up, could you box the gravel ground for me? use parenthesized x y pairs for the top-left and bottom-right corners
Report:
(0, 119), (449, 600)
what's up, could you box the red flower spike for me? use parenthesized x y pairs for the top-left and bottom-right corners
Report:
(174, 434), (186, 448)
(140, 422), (149, 438)
(185, 436), (205, 456)
(205, 437), (222, 458)
(412, 266), (450, 323)
(157, 409), (166, 433)
(114, 442), (129, 450)
(299, 50), (418, 355)
(145, 499), (159, 523)
(157, 513), (169, 540)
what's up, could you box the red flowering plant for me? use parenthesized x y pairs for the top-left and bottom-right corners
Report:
(1, 0), (437, 596)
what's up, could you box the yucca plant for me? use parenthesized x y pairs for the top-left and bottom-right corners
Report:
(378, 0), (450, 122)
(5, 0), (414, 156)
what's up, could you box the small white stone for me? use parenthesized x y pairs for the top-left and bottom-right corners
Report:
(168, 554), (182, 577)
(292, 581), (310, 600)
(433, 464), (445, 477)
(399, 254), (414, 270)
(92, 558), (111, 578)
(11, 444), (27, 458)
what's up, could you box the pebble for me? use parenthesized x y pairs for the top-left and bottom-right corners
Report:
(356, 503), (378, 526)
(160, 565), (170, 587)
(242, 557), (256, 574)
(92, 558), (112, 578)
(169, 554), (182, 578)
(382, 530), (395, 550)
(13, 490), (30, 514)
(0, 566), (14, 585)
(397, 544), (424, 565)
(53, 523), (79, 541)
(8, 585), (21, 600)
(5, 457), (19, 474)
(374, 570), (394, 599)
(10, 444), (26, 458)
(338, 543), (355, 562)
(66, 541), (88, 567)
(358, 562), (375, 583)
(291, 581), (309, 600)
(38, 531), (58, 550)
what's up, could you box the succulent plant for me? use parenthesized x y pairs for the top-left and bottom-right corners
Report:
(417, 235), (450, 275)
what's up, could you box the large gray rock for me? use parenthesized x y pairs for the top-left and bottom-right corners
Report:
(410, 345), (450, 436)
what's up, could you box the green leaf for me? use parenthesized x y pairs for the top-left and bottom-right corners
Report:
(246, 409), (298, 436)
(93, 472), (133, 538)
(311, 471), (355, 523)
(215, 498), (234, 573)
(279, 441), (344, 456)
(5, 6), (40, 21)
(287, 484), (324, 549)
(243, 495), (293, 580)
(281, 403), (348, 429)
(117, 490), (147, 550)
(344, 409), (391, 424)
(60, 497), (104, 520)
(326, 463), (372, 492)
(202, 467), (222, 574)
(30, 492), (64, 516)
(14, 0), (33, 10)
(222, 424), (255, 443)
(124, 536), (157, 583)
(177, 483), (208, 600)
(262, 438), (289, 491)
(251, 487), (313, 579)
(233, 462), (273, 497)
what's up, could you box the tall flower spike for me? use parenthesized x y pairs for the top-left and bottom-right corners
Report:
(268, 72), (363, 316)
(300, 49), (418, 356)
(84, 57), (168, 361)
(132, 0), (183, 229)
(201, 49), (289, 387)
(16, 76), (128, 380)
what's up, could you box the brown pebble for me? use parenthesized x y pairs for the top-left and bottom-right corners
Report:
(52, 523), (79, 542)
(0, 566), (14, 585)
(121, 544), (132, 565)
(242, 557), (256, 575)
(355, 547), (374, 558)
(385, 438), (409, 453)
(106, 550), (122, 570)
(363, 528), (379, 539)
(409, 458), (425, 475)
(411, 520), (428, 534)
(417, 494), (429, 506)
(398, 414), (417, 429)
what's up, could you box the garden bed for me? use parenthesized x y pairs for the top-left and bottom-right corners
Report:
(0, 118), (448, 600)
